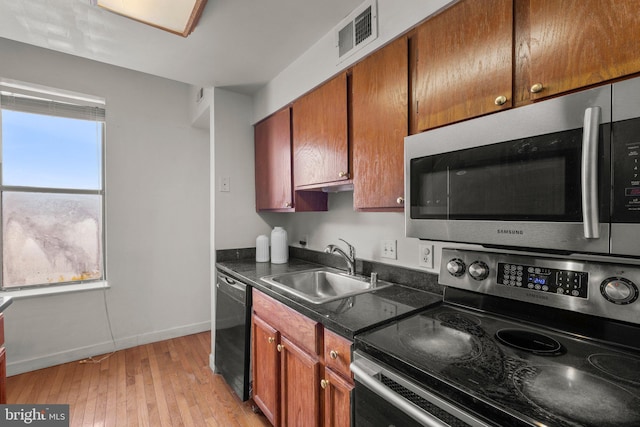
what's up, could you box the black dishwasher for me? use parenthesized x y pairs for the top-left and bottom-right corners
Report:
(214, 269), (252, 401)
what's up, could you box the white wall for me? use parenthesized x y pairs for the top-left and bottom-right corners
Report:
(213, 88), (272, 250)
(253, 0), (453, 122)
(0, 38), (211, 375)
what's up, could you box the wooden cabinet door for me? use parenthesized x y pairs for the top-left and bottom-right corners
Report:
(255, 108), (293, 211)
(280, 336), (321, 427)
(293, 73), (349, 188)
(515, 0), (640, 105)
(251, 315), (280, 426)
(412, 0), (513, 132)
(323, 367), (354, 427)
(352, 37), (408, 211)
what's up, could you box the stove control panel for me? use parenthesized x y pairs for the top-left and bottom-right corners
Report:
(497, 262), (588, 299)
(439, 248), (640, 325)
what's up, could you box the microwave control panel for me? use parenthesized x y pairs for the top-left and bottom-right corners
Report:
(497, 263), (588, 299)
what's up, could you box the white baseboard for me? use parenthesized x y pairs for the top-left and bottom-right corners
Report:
(6, 321), (211, 376)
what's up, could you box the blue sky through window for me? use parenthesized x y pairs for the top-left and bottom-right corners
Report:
(2, 110), (102, 190)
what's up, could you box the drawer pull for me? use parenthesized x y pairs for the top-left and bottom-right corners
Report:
(329, 350), (339, 360)
(277, 344), (284, 352)
(268, 337), (275, 344)
(320, 379), (329, 389)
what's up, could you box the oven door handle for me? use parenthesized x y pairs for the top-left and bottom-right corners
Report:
(351, 360), (450, 427)
(582, 106), (601, 239)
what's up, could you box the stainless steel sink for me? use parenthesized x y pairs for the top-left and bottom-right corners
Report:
(260, 268), (390, 304)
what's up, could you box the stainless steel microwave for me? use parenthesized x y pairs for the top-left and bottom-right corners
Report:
(405, 77), (640, 257)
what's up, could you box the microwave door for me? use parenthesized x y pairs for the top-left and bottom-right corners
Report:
(406, 83), (612, 254)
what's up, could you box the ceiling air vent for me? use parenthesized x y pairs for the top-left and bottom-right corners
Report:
(336, 1), (378, 63)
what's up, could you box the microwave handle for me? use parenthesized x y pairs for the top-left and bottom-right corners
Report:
(582, 106), (601, 239)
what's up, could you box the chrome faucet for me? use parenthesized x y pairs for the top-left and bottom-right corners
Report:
(324, 238), (356, 275)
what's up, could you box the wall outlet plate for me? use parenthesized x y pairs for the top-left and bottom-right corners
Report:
(381, 239), (397, 260)
(418, 242), (434, 269)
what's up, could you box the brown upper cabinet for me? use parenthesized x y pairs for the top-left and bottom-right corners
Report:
(515, 0), (640, 105)
(255, 108), (294, 211)
(411, 0), (513, 133)
(292, 73), (350, 189)
(352, 37), (408, 211)
(254, 107), (327, 212)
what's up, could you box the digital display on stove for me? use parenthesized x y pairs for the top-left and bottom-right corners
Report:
(497, 262), (588, 299)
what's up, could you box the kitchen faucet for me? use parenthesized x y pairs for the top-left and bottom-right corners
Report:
(324, 238), (356, 275)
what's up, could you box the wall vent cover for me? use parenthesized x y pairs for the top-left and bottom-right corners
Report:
(336, 1), (377, 63)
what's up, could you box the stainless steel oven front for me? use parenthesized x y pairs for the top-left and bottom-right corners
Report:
(351, 352), (494, 427)
(404, 76), (640, 257)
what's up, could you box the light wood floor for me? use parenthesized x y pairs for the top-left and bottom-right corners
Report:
(6, 331), (271, 427)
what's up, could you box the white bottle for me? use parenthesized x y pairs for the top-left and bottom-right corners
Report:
(256, 235), (269, 262)
(270, 227), (288, 264)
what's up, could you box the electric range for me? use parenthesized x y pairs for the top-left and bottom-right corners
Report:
(352, 248), (640, 427)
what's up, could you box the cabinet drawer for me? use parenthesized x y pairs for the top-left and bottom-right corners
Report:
(324, 329), (352, 380)
(253, 289), (321, 355)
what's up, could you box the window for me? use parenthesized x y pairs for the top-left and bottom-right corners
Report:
(0, 79), (105, 290)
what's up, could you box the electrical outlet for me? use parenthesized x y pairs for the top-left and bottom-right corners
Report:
(381, 239), (397, 260)
(418, 242), (434, 269)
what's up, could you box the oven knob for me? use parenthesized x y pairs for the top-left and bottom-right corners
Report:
(601, 277), (639, 305)
(446, 259), (466, 277)
(468, 261), (490, 281)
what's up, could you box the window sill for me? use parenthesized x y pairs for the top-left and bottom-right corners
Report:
(0, 281), (109, 299)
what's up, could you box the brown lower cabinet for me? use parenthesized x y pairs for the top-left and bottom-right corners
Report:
(251, 289), (353, 427)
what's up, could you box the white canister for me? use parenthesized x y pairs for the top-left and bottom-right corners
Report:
(256, 235), (269, 262)
(270, 226), (288, 264)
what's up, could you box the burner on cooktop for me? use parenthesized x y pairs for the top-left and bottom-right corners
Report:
(495, 329), (565, 356)
(397, 315), (483, 362)
(588, 353), (640, 385)
(435, 311), (482, 327)
(513, 365), (640, 427)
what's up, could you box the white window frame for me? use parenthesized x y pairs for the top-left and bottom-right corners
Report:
(0, 78), (107, 294)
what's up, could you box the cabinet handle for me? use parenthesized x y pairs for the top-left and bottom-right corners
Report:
(494, 95), (507, 106)
(277, 344), (284, 352)
(338, 171), (349, 178)
(320, 379), (329, 389)
(396, 197), (404, 205)
(530, 83), (544, 93)
(284, 202), (292, 208)
(329, 350), (339, 360)
(268, 337), (275, 344)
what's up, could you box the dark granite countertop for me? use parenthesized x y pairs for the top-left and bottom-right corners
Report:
(216, 248), (443, 340)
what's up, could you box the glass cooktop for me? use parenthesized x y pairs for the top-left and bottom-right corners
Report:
(356, 304), (640, 427)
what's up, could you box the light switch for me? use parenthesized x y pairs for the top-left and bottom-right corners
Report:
(221, 176), (230, 192)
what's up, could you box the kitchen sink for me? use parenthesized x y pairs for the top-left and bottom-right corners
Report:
(260, 268), (390, 304)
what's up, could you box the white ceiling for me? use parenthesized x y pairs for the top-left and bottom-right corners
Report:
(0, 0), (364, 94)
